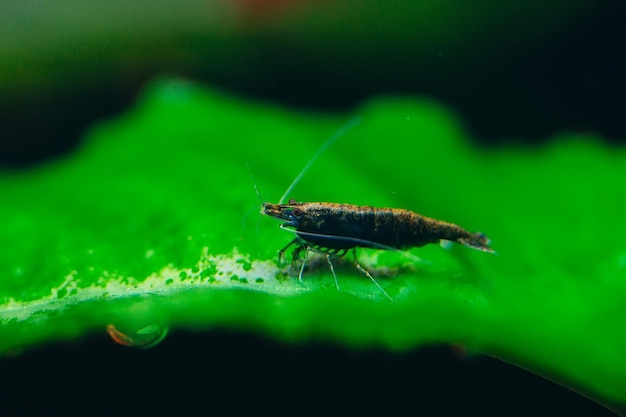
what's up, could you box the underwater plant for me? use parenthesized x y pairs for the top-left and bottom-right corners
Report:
(1, 78), (625, 414)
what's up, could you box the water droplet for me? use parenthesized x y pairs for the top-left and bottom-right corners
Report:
(106, 322), (169, 349)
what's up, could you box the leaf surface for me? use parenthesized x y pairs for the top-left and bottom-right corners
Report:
(1, 78), (625, 409)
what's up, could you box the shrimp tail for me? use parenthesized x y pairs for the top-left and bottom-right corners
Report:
(455, 232), (495, 253)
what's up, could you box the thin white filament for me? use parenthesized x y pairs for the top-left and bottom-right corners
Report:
(326, 254), (340, 291)
(278, 116), (362, 204)
(245, 160), (265, 203)
(353, 250), (394, 302)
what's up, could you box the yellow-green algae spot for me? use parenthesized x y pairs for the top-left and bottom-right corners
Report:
(0, 78), (625, 412)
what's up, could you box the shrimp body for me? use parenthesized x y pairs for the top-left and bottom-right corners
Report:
(255, 117), (493, 301)
(263, 199), (493, 255)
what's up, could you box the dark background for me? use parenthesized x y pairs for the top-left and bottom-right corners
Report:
(0, 330), (620, 417)
(1, 1), (624, 416)
(1, 1), (624, 168)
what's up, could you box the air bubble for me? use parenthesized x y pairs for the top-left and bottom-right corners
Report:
(106, 322), (169, 349)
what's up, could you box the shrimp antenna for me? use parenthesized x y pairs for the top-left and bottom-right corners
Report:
(245, 160), (265, 203)
(278, 116), (362, 204)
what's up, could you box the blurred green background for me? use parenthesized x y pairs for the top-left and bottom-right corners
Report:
(2, 0), (624, 166)
(1, 1), (625, 416)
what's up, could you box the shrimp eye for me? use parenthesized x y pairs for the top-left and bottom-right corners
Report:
(291, 208), (303, 217)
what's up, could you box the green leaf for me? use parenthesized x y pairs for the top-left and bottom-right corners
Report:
(1, 77), (625, 411)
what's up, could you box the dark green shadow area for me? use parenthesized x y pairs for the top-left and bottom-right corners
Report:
(1, 77), (625, 412)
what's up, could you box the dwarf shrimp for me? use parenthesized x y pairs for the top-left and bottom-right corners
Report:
(261, 117), (494, 301)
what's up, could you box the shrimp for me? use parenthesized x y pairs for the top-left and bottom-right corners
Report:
(261, 117), (494, 300)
